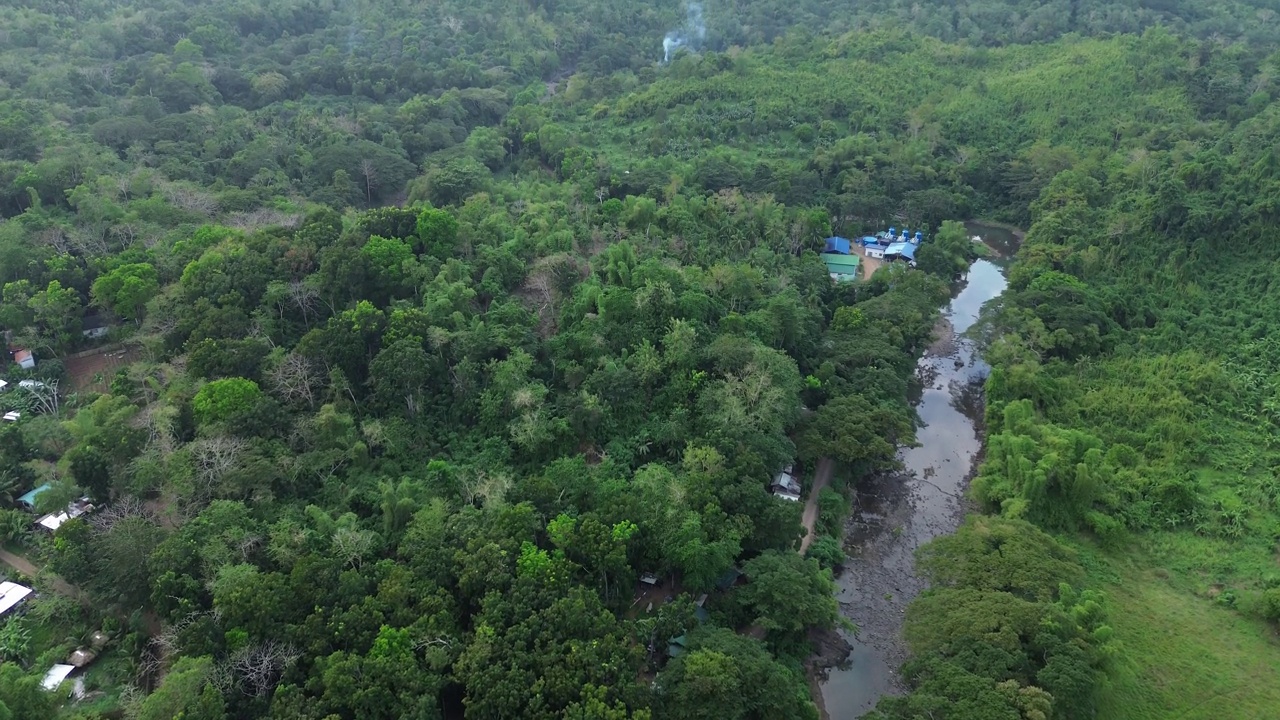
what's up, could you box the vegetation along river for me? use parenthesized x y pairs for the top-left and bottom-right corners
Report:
(819, 224), (1016, 717)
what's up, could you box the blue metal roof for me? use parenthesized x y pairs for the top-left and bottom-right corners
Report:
(885, 242), (917, 261)
(17, 483), (51, 508)
(823, 237), (851, 255)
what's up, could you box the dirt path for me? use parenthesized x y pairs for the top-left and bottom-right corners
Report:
(0, 547), (83, 599)
(800, 457), (834, 554)
(858, 247), (883, 278)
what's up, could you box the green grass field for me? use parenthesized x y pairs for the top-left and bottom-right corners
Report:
(1092, 548), (1280, 720)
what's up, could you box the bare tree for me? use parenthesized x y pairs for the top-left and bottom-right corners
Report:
(230, 641), (300, 697)
(268, 352), (321, 407)
(358, 158), (378, 205)
(90, 496), (150, 533)
(331, 528), (377, 569)
(163, 184), (219, 216)
(227, 208), (302, 232)
(190, 436), (247, 504)
(287, 280), (319, 325)
(34, 226), (73, 254)
(68, 225), (111, 257)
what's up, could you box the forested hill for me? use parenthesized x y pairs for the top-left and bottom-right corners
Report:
(2, 0), (1280, 719)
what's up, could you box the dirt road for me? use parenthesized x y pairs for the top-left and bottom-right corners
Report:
(799, 457), (834, 554)
(0, 547), (84, 600)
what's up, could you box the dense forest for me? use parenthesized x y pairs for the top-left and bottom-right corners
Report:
(1, 0), (1280, 718)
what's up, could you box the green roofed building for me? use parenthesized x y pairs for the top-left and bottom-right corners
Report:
(822, 253), (860, 282)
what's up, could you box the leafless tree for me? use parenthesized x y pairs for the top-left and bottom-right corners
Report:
(331, 528), (376, 568)
(68, 225), (112, 257)
(461, 469), (512, 508)
(190, 436), (247, 503)
(330, 114), (362, 136)
(359, 158), (378, 205)
(163, 184), (219, 216)
(227, 208), (302, 232)
(268, 352), (321, 407)
(34, 227), (73, 254)
(287, 280), (319, 325)
(109, 223), (142, 248)
(90, 496), (149, 533)
(230, 641), (300, 697)
(133, 402), (177, 451)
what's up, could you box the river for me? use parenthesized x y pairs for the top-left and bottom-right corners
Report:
(818, 225), (1014, 718)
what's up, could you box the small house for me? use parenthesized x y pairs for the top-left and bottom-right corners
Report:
(35, 497), (94, 533)
(81, 313), (111, 340)
(714, 567), (742, 591)
(823, 237), (852, 255)
(821, 253), (860, 282)
(884, 241), (917, 266)
(17, 483), (51, 511)
(865, 244), (886, 259)
(666, 634), (689, 658)
(0, 379), (8, 392)
(2, 412), (19, 423)
(771, 465), (802, 501)
(41, 664), (75, 692)
(13, 350), (34, 370)
(0, 581), (33, 618)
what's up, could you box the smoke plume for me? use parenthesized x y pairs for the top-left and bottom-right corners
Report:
(663, 3), (706, 63)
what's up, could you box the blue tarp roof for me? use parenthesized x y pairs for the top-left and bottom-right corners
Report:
(823, 237), (851, 255)
(885, 242), (917, 261)
(17, 483), (51, 508)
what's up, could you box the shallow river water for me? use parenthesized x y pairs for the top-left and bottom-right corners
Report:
(818, 249), (1010, 718)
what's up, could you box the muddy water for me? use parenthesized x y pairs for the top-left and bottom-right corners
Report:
(818, 257), (1008, 718)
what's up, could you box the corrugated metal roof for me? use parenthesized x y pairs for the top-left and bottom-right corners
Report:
(17, 483), (51, 508)
(885, 242), (917, 261)
(822, 254), (861, 269)
(823, 237), (852, 254)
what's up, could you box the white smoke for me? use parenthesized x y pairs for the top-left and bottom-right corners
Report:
(663, 3), (707, 63)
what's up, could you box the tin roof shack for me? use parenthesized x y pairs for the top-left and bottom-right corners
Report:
(41, 664), (75, 692)
(0, 581), (33, 617)
(35, 497), (95, 532)
(13, 350), (34, 370)
(770, 470), (801, 502)
(17, 483), (51, 511)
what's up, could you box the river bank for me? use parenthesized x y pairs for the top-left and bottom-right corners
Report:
(814, 241), (1010, 718)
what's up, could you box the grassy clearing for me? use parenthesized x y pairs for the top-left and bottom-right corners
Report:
(1092, 547), (1280, 720)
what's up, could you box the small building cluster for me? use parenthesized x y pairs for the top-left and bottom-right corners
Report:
(820, 237), (860, 282)
(859, 227), (923, 265)
(36, 497), (95, 533)
(14, 483), (95, 532)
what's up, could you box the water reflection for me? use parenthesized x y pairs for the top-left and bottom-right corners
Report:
(818, 258), (1008, 718)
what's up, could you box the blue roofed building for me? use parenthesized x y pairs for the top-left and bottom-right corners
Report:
(823, 237), (852, 255)
(885, 241), (917, 265)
